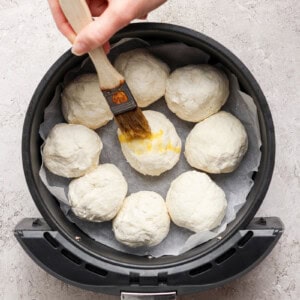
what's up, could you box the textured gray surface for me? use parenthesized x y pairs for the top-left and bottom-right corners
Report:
(0, 0), (299, 299)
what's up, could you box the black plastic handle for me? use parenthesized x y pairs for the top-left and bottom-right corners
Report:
(14, 217), (283, 296)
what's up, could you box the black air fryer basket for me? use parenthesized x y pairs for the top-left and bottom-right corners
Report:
(15, 23), (283, 299)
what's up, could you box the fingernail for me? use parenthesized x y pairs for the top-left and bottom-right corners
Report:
(103, 42), (111, 54)
(72, 41), (87, 56)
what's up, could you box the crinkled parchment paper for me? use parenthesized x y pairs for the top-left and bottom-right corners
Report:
(39, 39), (261, 257)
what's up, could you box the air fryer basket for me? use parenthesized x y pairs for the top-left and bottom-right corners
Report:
(16, 23), (283, 297)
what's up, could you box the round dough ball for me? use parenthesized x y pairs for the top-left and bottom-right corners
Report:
(43, 123), (102, 178)
(113, 191), (170, 247)
(68, 164), (128, 222)
(118, 110), (181, 176)
(185, 111), (248, 173)
(62, 74), (113, 129)
(166, 171), (227, 232)
(114, 48), (170, 107)
(165, 65), (229, 122)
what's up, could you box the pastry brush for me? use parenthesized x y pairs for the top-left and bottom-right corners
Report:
(59, 0), (151, 139)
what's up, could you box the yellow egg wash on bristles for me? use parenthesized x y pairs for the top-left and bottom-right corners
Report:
(118, 130), (181, 155)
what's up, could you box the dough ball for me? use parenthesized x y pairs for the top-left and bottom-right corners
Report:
(68, 164), (127, 222)
(185, 111), (248, 173)
(166, 171), (227, 232)
(165, 65), (229, 122)
(43, 123), (102, 178)
(118, 110), (181, 176)
(114, 48), (170, 107)
(62, 74), (113, 129)
(113, 191), (170, 247)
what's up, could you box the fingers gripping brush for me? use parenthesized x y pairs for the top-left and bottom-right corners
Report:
(59, 0), (151, 139)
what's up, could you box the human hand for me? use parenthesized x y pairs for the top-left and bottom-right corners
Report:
(48, 0), (167, 55)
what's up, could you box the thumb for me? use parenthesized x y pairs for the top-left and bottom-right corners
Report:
(72, 7), (131, 55)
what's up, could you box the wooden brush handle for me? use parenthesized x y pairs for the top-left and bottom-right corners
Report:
(59, 0), (124, 90)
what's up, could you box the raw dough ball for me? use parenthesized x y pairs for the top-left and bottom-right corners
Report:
(68, 164), (127, 222)
(118, 110), (181, 176)
(43, 123), (102, 178)
(166, 171), (227, 232)
(113, 191), (170, 247)
(165, 65), (229, 122)
(62, 74), (113, 129)
(114, 48), (170, 107)
(185, 111), (248, 173)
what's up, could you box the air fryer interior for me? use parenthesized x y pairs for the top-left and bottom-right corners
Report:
(22, 23), (275, 268)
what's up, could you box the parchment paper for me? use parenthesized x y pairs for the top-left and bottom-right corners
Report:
(39, 39), (261, 257)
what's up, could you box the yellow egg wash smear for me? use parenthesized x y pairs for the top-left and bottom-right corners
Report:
(118, 130), (181, 155)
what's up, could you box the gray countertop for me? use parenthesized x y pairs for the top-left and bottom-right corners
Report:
(0, 0), (299, 299)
